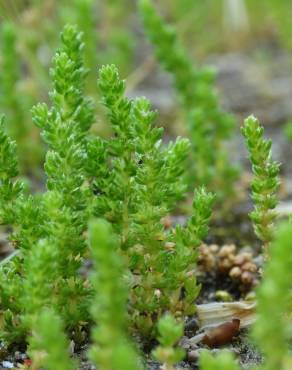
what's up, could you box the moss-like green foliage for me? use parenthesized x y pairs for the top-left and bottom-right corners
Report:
(241, 115), (280, 253)
(0, 6), (291, 369)
(0, 118), (32, 341)
(0, 24), (94, 343)
(252, 222), (292, 370)
(175, 188), (215, 247)
(22, 239), (59, 319)
(0, 24), (214, 357)
(27, 220), (143, 370)
(28, 24), (94, 326)
(139, 0), (237, 202)
(29, 308), (76, 370)
(0, 133), (43, 340)
(91, 64), (215, 336)
(95, 64), (189, 239)
(152, 314), (185, 370)
(88, 219), (142, 370)
(200, 350), (240, 370)
(38, 32), (91, 323)
(0, 2), (136, 176)
(32, 24), (94, 200)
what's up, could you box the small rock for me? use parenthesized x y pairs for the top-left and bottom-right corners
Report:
(187, 350), (199, 362)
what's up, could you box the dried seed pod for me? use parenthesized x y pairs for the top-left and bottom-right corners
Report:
(229, 266), (242, 279)
(199, 243), (258, 290)
(218, 257), (234, 273)
(234, 252), (252, 266)
(209, 244), (219, 253)
(241, 271), (254, 285)
(218, 244), (236, 258)
(241, 262), (257, 273)
(199, 244), (216, 271)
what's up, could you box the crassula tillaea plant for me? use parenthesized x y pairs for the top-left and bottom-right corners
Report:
(152, 314), (185, 370)
(0, 24), (215, 352)
(241, 115), (280, 255)
(0, 10), (289, 370)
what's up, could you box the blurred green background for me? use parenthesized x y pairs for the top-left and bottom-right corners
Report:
(1, 0), (292, 180)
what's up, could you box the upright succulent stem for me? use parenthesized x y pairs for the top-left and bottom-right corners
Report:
(241, 115), (280, 256)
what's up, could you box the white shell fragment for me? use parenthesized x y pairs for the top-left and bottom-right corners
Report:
(196, 300), (256, 330)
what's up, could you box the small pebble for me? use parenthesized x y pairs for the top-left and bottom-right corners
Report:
(188, 350), (199, 362)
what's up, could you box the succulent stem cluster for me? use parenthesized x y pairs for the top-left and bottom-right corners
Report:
(241, 115), (280, 255)
(0, 3), (287, 370)
(0, 24), (214, 369)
